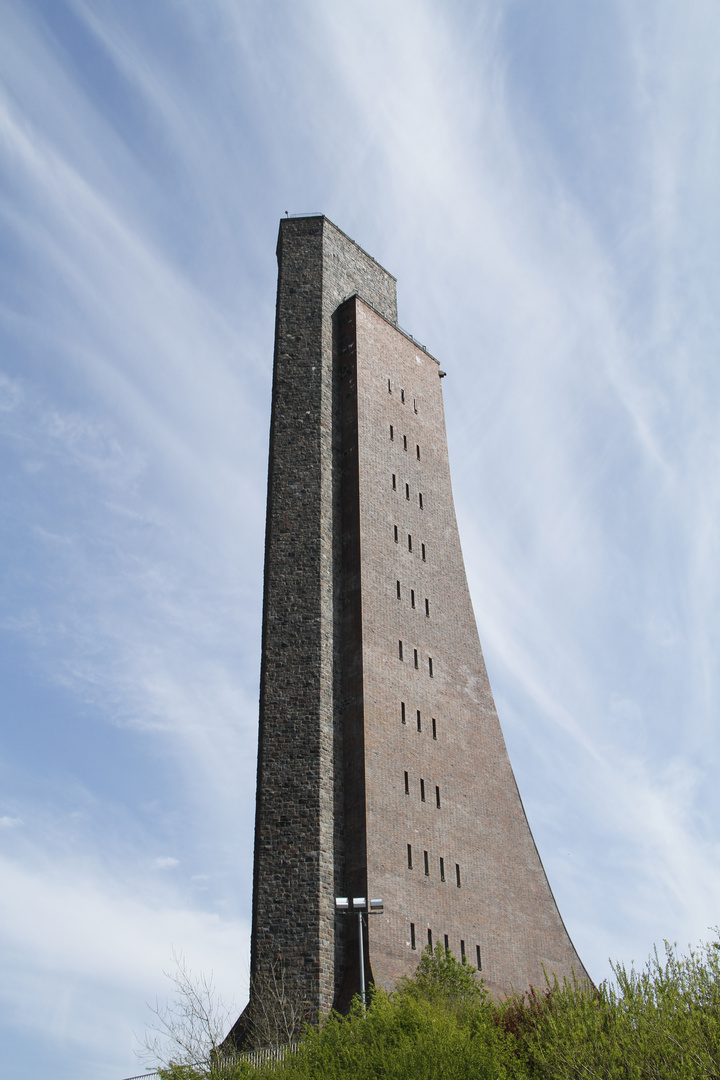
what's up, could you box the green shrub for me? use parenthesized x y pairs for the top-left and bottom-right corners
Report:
(500, 937), (720, 1080)
(156, 935), (720, 1080)
(257, 986), (521, 1080)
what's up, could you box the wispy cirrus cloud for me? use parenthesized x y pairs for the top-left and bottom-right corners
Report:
(1, 1), (719, 1077)
(291, 0), (720, 975)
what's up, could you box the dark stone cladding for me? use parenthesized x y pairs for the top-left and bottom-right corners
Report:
(231, 217), (400, 1042)
(228, 216), (587, 1045)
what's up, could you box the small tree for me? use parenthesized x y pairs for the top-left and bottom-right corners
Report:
(247, 959), (314, 1049)
(137, 949), (234, 1077)
(396, 941), (486, 1011)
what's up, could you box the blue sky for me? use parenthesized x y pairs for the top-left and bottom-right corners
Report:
(1, 2), (719, 1077)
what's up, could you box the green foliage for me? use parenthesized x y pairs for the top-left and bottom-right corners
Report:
(256, 983), (518, 1080)
(499, 936), (720, 1079)
(153, 935), (720, 1080)
(396, 941), (486, 1009)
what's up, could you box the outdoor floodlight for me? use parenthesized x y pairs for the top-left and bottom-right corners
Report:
(334, 894), (385, 1008)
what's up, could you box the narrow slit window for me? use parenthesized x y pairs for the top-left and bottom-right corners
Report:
(390, 424), (394, 440)
(403, 434), (408, 450)
(394, 525), (398, 543)
(435, 786), (441, 808)
(401, 701), (406, 724)
(414, 398), (418, 414)
(440, 857), (445, 882)
(396, 580), (401, 599)
(388, 378), (392, 393)
(411, 589), (415, 608)
(416, 444), (421, 460)
(476, 945), (482, 970)
(408, 534), (412, 551)
(421, 543), (426, 561)
(424, 850), (429, 876)
(419, 492), (423, 509)
(427, 928), (433, 948)
(456, 863), (461, 888)
(444, 934), (449, 951)
(414, 649), (419, 669)
(461, 940), (466, 963)
(428, 657), (433, 678)
(398, 640), (403, 661)
(432, 717), (437, 739)
(404, 771), (409, 795)
(420, 778), (425, 802)
(401, 388), (405, 403)
(425, 598), (430, 617)
(416, 710), (421, 732)
(405, 482), (410, 500)
(392, 473), (396, 490)
(407, 844), (413, 869)
(410, 923), (416, 950)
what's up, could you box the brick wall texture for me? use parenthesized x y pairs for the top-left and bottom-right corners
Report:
(243, 215), (587, 1030)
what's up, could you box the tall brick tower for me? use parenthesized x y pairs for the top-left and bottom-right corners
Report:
(239, 215), (586, 1034)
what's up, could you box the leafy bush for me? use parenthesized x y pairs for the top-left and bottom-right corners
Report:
(153, 935), (720, 1080)
(499, 937), (720, 1079)
(256, 949), (520, 1080)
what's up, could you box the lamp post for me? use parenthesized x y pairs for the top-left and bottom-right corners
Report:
(335, 896), (384, 1007)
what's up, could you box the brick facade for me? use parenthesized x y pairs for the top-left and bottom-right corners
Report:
(234, 215), (586, 1039)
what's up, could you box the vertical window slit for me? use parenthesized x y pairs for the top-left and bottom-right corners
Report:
(401, 388), (405, 403)
(401, 701), (406, 724)
(410, 923), (416, 950)
(390, 424), (394, 440)
(396, 580), (401, 599)
(456, 863), (461, 888)
(404, 771), (409, 795)
(420, 778), (425, 802)
(476, 945), (482, 970)
(411, 589), (415, 608)
(421, 543), (426, 561)
(414, 649), (419, 669)
(461, 940), (466, 963)
(405, 483), (410, 500)
(408, 534), (412, 551)
(444, 934), (449, 951)
(388, 378), (392, 393)
(440, 857), (445, 882)
(435, 786), (441, 808)
(416, 710), (421, 732)
(427, 928), (433, 949)
(424, 850), (429, 876)
(392, 473), (396, 490)
(432, 717), (437, 739)
(425, 598), (430, 617)
(394, 525), (398, 543)
(407, 844), (413, 869)
(398, 640), (403, 661)
(416, 444), (421, 459)
(419, 492), (423, 509)
(428, 657), (433, 678)
(403, 435), (408, 450)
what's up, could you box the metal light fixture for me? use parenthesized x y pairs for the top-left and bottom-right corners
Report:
(335, 895), (385, 1007)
